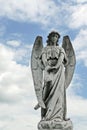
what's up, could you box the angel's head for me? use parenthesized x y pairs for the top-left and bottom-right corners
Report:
(47, 31), (60, 46)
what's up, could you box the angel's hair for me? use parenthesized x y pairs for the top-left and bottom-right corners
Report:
(47, 31), (60, 46)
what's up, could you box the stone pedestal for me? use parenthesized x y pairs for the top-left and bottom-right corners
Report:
(38, 120), (73, 130)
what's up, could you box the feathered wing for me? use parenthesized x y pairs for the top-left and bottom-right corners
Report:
(62, 36), (76, 88)
(31, 36), (46, 109)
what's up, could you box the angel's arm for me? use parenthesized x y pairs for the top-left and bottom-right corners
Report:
(55, 48), (68, 69)
(41, 48), (52, 70)
(41, 51), (53, 71)
(42, 53), (47, 67)
(56, 52), (64, 68)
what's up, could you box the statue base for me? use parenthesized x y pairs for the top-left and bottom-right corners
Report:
(38, 119), (73, 130)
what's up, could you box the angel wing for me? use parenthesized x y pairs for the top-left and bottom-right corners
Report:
(62, 36), (76, 88)
(31, 36), (46, 109)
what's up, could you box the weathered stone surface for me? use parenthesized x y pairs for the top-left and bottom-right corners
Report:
(31, 31), (76, 130)
(38, 120), (73, 130)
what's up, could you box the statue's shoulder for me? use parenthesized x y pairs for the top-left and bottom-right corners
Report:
(42, 46), (50, 52)
(41, 46), (48, 55)
(56, 46), (61, 50)
(59, 46), (65, 53)
(54, 46), (63, 52)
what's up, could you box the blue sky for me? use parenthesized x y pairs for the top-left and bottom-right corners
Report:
(0, 0), (87, 130)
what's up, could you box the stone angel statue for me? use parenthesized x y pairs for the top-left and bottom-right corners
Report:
(31, 31), (76, 130)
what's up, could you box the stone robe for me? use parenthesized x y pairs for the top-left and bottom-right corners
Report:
(41, 46), (67, 122)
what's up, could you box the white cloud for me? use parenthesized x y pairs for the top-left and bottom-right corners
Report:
(0, 99), (40, 130)
(73, 29), (87, 66)
(0, 43), (32, 103)
(68, 4), (87, 29)
(66, 73), (87, 130)
(0, 0), (86, 30)
(5, 39), (33, 65)
(13, 44), (32, 65)
(0, 42), (45, 130)
(0, 43), (38, 129)
(0, 0), (58, 25)
(76, 0), (87, 3)
(66, 29), (87, 129)
(67, 90), (87, 117)
(67, 94), (87, 130)
(0, 44), (14, 74)
(6, 40), (21, 47)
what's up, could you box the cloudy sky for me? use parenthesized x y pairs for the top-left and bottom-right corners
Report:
(0, 0), (87, 130)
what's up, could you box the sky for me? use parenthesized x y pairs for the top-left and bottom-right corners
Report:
(0, 0), (87, 130)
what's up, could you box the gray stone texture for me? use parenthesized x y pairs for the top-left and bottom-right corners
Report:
(31, 31), (76, 130)
(38, 120), (73, 130)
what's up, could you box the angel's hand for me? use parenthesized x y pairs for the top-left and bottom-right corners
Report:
(55, 52), (64, 69)
(39, 100), (46, 109)
(57, 60), (63, 67)
(54, 59), (63, 69)
(34, 102), (46, 110)
(45, 65), (50, 71)
(40, 102), (46, 109)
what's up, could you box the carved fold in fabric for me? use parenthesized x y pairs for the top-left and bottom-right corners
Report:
(41, 46), (66, 121)
(31, 32), (76, 130)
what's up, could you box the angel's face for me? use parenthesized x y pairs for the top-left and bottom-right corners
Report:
(50, 34), (59, 45)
